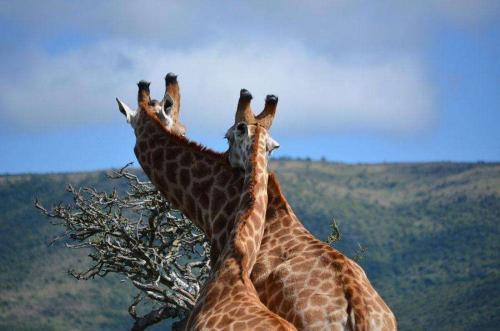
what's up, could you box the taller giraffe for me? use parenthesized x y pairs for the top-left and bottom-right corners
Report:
(117, 74), (396, 330)
(116, 76), (278, 259)
(186, 91), (295, 330)
(117, 81), (292, 329)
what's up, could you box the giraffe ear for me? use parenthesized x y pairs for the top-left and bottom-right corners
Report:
(266, 134), (280, 154)
(116, 98), (136, 123)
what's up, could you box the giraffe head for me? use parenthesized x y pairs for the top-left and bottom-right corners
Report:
(225, 89), (280, 169)
(116, 73), (185, 136)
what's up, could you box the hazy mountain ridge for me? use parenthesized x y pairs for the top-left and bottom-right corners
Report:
(0, 161), (499, 330)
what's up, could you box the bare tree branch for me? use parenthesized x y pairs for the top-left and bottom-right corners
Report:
(35, 164), (210, 330)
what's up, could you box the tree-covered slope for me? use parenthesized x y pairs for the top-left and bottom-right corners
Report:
(0, 161), (499, 330)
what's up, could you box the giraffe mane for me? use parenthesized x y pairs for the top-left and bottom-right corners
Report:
(143, 107), (230, 165)
(267, 172), (289, 207)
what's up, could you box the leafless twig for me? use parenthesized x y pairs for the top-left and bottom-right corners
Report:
(35, 164), (210, 330)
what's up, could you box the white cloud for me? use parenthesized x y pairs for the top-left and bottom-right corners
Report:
(4, 0), (496, 137)
(0, 41), (434, 137)
(1, 1), (497, 52)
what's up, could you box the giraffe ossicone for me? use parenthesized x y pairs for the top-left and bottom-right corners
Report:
(226, 90), (280, 170)
(117, 76), (185, 136)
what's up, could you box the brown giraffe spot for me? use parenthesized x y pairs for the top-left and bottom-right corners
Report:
(173, 188), (183, 202)
(211, 188), (226, 213)
(232, 321), (247, 329)
(293, 260), (311, 272)
(205, 314), (221, 328)
(321, 282), (334, 293)
(246, 315), (264, 325)
(152, 148), (164, 165)
(164, 146), (180, 160)
(225, 197), (239, 213)
(352, 296), (362, 306)
(345, 268), (355, 277)
(308, 278), (320, 287)
(138, 141), (147, 151)
(309, 242), (326, 251)
(206, 285), (222, 300)
(179, 152), (193, 166)
(304, 309), (323, 324)
(218, 284), (231, 300)
(274, 227), (290, 238)
(192, 162), (209, 178)
(267, 289), (284, 309)
(310, 294), (328, 306)
(218, 232), (227, 249)
(157, 177), (171, 197)
(266, 206), (277, 220)
(231, 183), (244, 196)
(292, 313), (304, 329)
(234, 307), (246, 316)
(278, 297), (294, 316)
(268, 246), (282, 257)
(151, 133), (163, 141)
(199, 192), (209, 210)
(165, 167), (177, 184)
(332, 261), (343, 272)
(156, 135), (168, 145)
(179, 168), (190, 187)
(212, 215), (226, 235)
(233, 291), (248, 302)
(334, 297), (345, 307)
(215, 315), (234, 328)
(185, 196), (195, 215)
(215, 170), (231, 186)
(147, 139), (156, 149)
(298, 288), (314, 299)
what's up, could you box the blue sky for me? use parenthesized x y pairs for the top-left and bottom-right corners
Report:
(0, 1), (499, 173)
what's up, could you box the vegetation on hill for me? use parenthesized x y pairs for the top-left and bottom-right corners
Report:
(0, 161), (499, 330)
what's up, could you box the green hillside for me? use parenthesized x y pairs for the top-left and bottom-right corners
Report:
(1, 161), (499, 330)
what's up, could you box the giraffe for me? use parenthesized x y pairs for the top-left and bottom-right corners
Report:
(186, 91), (295, 330)
(116, 79), (293, 329)
(224, 93), (397, 331)
(116, 74), (396, 330)
(116, 76), (279, 261)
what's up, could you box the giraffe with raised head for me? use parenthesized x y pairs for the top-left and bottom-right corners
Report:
(225, 95), (397, 331)
(117, 76), (277, 261)
(116, 79), (293, 329)
(116, 74), (396, 330)
(186, 90), (295, 330)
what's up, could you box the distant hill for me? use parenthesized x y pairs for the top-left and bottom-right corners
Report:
(0, 161), (499, 330)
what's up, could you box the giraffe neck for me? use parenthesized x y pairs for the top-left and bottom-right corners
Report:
(133, 110), (243, 258)
(184, 126), (279, 331)
(218, 126), (269, 276)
